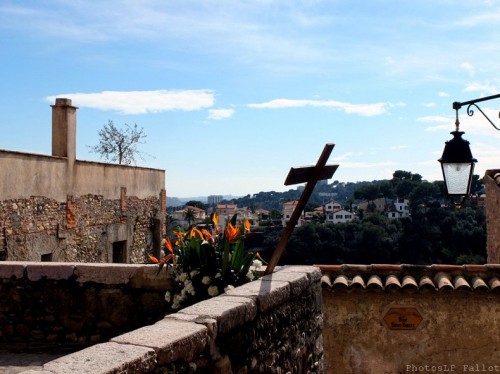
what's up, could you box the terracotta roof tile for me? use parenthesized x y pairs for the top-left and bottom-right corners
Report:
(385, 275), (402, 290)
(453, 275), (471, 291)
(471, 277), (489, 291)
(318, 264), (500, 292)
(401, 275), (418, 289)
(367, 275), (384, 289)
(351, 275), (365, 288)
(332, 274), (349, 289)
(418, 276), (436, 290)
(489, 277), (500, 291)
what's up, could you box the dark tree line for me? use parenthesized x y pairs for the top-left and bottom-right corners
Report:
(270, 206), (486, 265)
(257, 170), (486, 265)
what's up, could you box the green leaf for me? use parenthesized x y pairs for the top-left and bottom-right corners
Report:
(231, 240), (244, 270)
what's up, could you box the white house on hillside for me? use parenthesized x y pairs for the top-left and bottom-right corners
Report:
(323, 200), (343, 213)
(282, 200), (304, 227)
(325, 209), (355, 224)
(393, 198), (410, 218)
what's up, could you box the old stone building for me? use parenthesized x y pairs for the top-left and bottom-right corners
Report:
(0, 98), (166, 263)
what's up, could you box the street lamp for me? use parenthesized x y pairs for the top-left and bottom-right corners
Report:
(438, 130), (476, 207)
(439, 93), (500, 206)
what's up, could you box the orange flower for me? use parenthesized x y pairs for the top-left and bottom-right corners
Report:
(190, 227), (203, 239)
(202, 229), (213, 241)
(149, 255), (159, 263)
(244, 219), (251, 232)
(225, 223), (240, 241)
(211, 213), (219, 226)
(164, 238), (174, 254)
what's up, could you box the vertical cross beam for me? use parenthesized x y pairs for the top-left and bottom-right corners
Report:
(264, 143), (337, 275)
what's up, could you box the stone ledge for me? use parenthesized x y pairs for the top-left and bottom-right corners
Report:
(0, 261), (26, 279)
(0, 263), (170, 287)
(224, 278), (291, 312)
(111, 318), (207, 365)
(75, 263), (144, 284)
(260, 269), (311, 298)
(26, 263), (76, 281)
(178, 295), (257, 334)
(41, 342), (156, 374)
(280, 265), (322, 283)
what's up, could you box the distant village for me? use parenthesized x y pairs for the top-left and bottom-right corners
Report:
(170, 196), (414, 230)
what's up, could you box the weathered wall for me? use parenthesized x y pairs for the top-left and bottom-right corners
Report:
(0, 150), (165, 201)
(484, 169), (500, 264)
(0, 262), (170, 352)
(323, 291), (500, 373)
(0, 150), (68, 201)
(13, 265), (323, 374)
(0, 193), (163, 263)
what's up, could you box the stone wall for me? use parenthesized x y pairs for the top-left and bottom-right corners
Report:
(0, 262), (170, 352)
(0, 192), (164, 263)
(11, 265), (323, 374)
(484, 170), (500, 264)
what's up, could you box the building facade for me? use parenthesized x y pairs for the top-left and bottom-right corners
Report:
(0, 98), (166, 263)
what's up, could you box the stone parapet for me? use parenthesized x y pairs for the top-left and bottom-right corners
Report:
(15, 265), (323, 374)
(0, 263), (170, 351)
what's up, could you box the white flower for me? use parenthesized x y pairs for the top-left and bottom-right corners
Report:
(215, 272), (221, 279)
(177, 272), (188, 283)
(184, 281), (196, 296)
(164, 291), (171, 303)
(252, 259), (262, 270)
(190, 270), (200, 278)
(208, 285), (219, 297)
(202, 276), (211, 285)
(224, 285), (235, 293)
(246, 271), (255, 281)
(172, 294), (184, 309)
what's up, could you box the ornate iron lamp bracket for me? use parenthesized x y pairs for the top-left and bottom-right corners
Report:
(453, 93), (500, 131)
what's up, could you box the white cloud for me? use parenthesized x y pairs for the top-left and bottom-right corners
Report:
(461, 62), (475, 77)
(46, 90), (214, 115)
(438, 92), (449, 97)
(332, 152), (363, 162)
(422, 102), (436, 108)
(247, 99), (391, 117)
(390, 145), (408, 150)
(463, 82), (498, 95)
(208, 108), (234, 120)
(418, 115), (455, 132)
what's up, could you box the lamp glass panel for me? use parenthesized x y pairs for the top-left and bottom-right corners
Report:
(442, 163), (472, 195)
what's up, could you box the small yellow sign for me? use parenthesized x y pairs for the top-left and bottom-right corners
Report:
(383, 308), (422, 330)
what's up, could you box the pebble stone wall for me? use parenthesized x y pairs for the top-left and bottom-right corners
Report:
(0, 193), (163, 263)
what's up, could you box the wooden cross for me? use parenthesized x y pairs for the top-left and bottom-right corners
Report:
(263, 143), (338, 275)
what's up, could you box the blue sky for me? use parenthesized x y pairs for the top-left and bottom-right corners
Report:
(2, 1), (500, 197)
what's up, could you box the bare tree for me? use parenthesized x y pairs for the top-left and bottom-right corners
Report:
(89, 121), (148, 165)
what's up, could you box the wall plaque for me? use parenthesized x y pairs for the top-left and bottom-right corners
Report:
(383, 308), (422, 330)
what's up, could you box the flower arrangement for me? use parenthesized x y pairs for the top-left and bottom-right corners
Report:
(150, 213), (263, 310)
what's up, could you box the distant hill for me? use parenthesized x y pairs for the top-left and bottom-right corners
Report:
(166, 195), (240, 208)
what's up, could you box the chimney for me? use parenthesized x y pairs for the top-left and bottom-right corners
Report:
(51, 98), (78, 161)
(483, 170), (500, 263)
